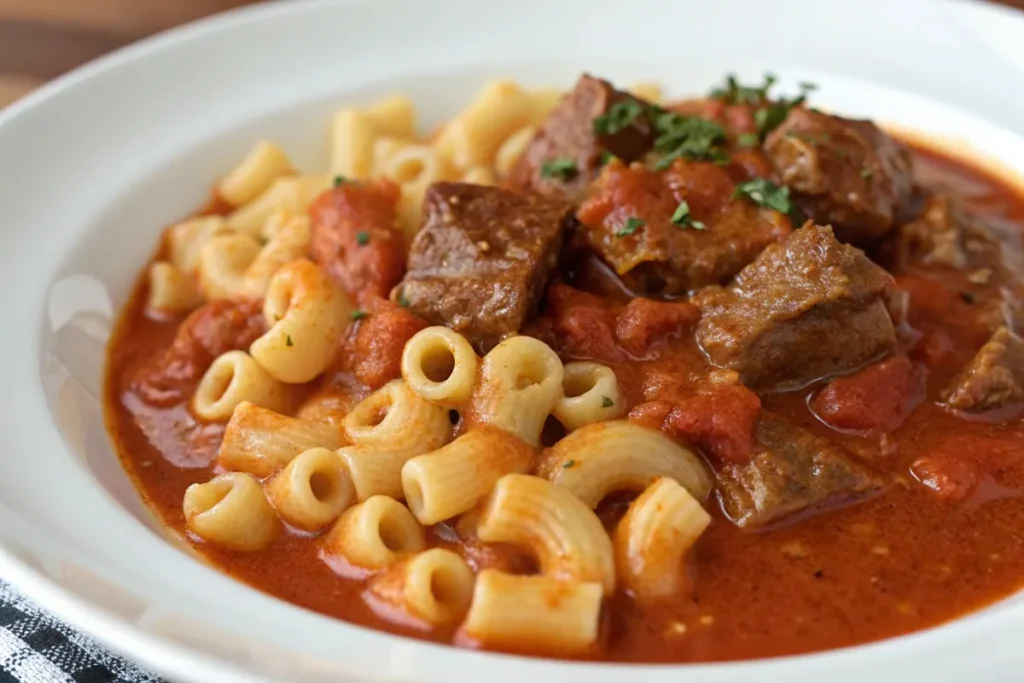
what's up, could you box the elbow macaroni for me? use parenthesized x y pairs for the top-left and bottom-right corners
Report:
(435, 80), (534, 170)
(218, 140), (293, 207)
(218, 401), (345, 477)
(366, 548), (474, 628)
(321, 495), (425, 574)
(553, 361), (623, 431)
(193, 350), (287, 421)
(400, 326), (479, 405)
(265, 447), (356, 531)
(183, 472), (278, 551)
(225, 174), (330, 236)
(146, 262), (202, 314)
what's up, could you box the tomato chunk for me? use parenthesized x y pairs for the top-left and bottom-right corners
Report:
(615, 297), (700, 357)
(811, 356), (921, 435)
(911, 453), (979, 502)
(545, 284), (624, 362)
(350, 298), (429, 390)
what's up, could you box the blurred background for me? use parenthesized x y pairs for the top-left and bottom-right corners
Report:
(1, 0), (1024, 108)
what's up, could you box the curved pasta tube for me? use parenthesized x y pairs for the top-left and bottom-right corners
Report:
(226, 174), (330, 236)
(460, 166), (496, 186)
(538, 421), (712, 507)
(265, 447), (356, 531)
(167, 215), (231, 273)
(379, 142), (456, 243)
(402, 428), (535, 525)
(553, 362), (623, 431)
(240, 214), (311, 297)
(476, 474), (615, 594)
(471, 336), (564, 446)
(146, 262), (202, 314)
(249, 259), (352, 383)
(460, 570), (602, 654)
(400, 326), (479, 405)
(218, 140), (293, 207)
(494, 125), (536, 178)
(193, 350), (287, 420)
(197, 232), (262, 300)
(366, 548), (474, 628)
(362, 94), (416, 139)
(435, 80), (534, 170)
(614, 477), (710, 601)
(183, 472), (278, 551)
(321, 496), (425, 574)
(218, 401), (345, 478)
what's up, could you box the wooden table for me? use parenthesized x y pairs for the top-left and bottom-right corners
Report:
(2, 0), (1024, 108)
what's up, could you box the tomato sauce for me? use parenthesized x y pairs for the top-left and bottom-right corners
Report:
(103, 141), (1024, 662)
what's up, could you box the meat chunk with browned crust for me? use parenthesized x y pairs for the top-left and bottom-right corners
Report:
(765, 109), (915, 244)
(509, 74), (654, 202)
(396, 182), (572, 351)
(694, 225), (897, 391)
(942, 326), (1024, 412)
(717, 411), (885, 528)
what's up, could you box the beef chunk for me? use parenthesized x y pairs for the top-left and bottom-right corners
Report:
(576, 159), (791, 296)
(717, 411), (884, 528)
(765, 109), (915, 244)
(508, 74), (654, 202)
(396, 182), (572, 351)
(694, 225), (897, 391)
(942, 326), (1024, 412)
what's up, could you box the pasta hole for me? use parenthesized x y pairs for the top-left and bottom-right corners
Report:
(429, 567), (461, 606)
(563, 372), (597, 398)
(448, 409), (460, 426)
(423, 346), (456, 383)
(540, 415), (566, 448)
(308, 471), (335, 502)
(379, 517), (411, 552)
(207, 367), (235, 403)
(391, 157), (427, 184)
(514, 359), (547, 390)
(368, 405), (389, 427)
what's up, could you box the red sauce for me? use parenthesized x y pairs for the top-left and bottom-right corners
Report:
(103, 141), (1024, 663)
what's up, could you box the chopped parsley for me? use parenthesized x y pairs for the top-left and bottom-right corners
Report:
(351, 310), (367, 321)
(285, 334), (294, 347)
(593, 99), (645, 135)
(540, 157), (579, 181)
(397, 291), (410, 308)
(712, 74), (817, 142)
(333, 175), (348, 187)
(562, 459), (577, 469)
(733, 177), (794, 216)
(651, 112), (729, 169)
(616, 217), (645, 237)
(601, 396), (614, 408)
(709, 73), (777, 105)
(355, 230), (370, 246)
(737, 132), (760, 148)
(861, 167), (874, 179)
(599, 150), (618, 166)
(670, 200), (706, 230)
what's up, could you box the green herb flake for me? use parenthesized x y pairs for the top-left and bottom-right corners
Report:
(540, 157), (579, 181)
(616, 217), (645, 237)
(562, 459), (577, 469)
(799, 81), (819, 92)
(351, 310), (367, 321)
(593, 99), (644, 136)
(601, 396), (614, 408)
(397, 291), (410, 308)
(737, 132), (760, 148)
(860, 167), (874, 179)
(733, 177), (794, 216)
(285, 335), (294, 347)
(652, 113), (729, 168)
(710, 73), (777, 105)
(355, 230), (370, 246)
(670, 200), (706, 230)
(599, 150), (618, 166)
(333, 175), (348, 187)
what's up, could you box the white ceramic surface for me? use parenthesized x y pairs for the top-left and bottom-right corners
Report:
(1, 0), (1024, 681)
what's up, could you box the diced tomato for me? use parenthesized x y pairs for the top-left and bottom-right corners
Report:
(661, 159), (736, 217)
(350, 298), (429, 390)
(615, 297), (700, 357)
(309, 179), (405, 303)
(546, 283), (606, 318)
(911, 453), (979, 502)
(545, 284), (624, 362)
(811, 356), (921, 435)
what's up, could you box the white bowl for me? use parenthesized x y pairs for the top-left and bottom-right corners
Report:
(2, 0), (1024, 681)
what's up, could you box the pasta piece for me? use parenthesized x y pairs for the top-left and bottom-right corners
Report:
(329, 109), (377, 180)
(527, 88), (564, 124)
(321, 495), (425, 574)
(538, 421), (712, 507)
(400, 326), (479, 405)
(614, 477), (711, 601)
(460, 570), (602, 654)
(183, 472), (278, 551)
(249, 259), (352, 383)
(193, 350), (287, 420)
(239, 214), (311, 297)
(402, 428), (536, 525)
(460, 166), (496, 186)
(471, 336), (563, 446)
(628, 82), (663, 104)
(167, 215), (231, 273)
(218, 141), (293, 207)
(361, 94), (416, 140)
(197, 232), (261, 300)
(434, 80), (534, 170)
(376, 142), (456, 243)
(265, 447), (356, 531)
(476, 474), (615, 594)
(371, 136), (408, 178)
(146, 262), (202, 314)
(366, 548), (474, 628)
(225, 175), (330, 236)
(218, 401), (344, 477)
(494, 125), (536, 178)
(552, 361), (623, 431)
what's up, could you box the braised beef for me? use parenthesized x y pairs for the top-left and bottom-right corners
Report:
(396, 182), (572, 351)
(694, 224), (897, 391)
(508, 74), (654, 202)
(717, 411), (884, 528)
(765, 109), (915, 244)
(942, 326), (1024, 412)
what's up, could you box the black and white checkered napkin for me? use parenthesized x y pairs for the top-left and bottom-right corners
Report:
(0, 580), (162, 683)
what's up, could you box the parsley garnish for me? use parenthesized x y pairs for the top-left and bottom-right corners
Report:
(351, 310), (367, 321)
(733, 178), (793, 216)
(670, 200), (706, 230)
(737, 133), (760, 148)
(710, 73), (777, 105)
(397, 291), (410, 308)
(540, 158), (578, 181)
(355, 230), (370, 246)
(285, 335), (293, 347)
(616, 217), (645, 237)
(652, 112), (729, 169)
(593, 99), (644, 135)
(599, 150), (618, 166)
(562, 459), (576, 469)
(333, 175), (348, 187)
(601, 396), (614, 408)
(712, 75), (817, 142)
(860, 167), (874, 179)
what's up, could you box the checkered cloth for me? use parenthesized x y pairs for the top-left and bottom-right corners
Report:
(0, 581), (162, 683)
